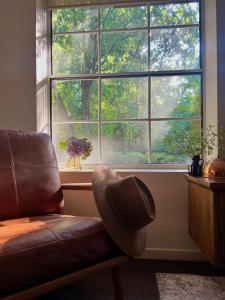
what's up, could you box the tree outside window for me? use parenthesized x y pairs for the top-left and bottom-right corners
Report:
(50, 1), (202, 166)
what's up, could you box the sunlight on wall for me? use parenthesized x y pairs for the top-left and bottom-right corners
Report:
(36, 0), (50, 134)
(204, 0), (218, 160)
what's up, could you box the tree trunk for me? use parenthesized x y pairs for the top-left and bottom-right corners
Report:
(81, 80), (92, 120)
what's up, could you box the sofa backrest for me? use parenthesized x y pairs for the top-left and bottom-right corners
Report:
(0, 130), (64, 220)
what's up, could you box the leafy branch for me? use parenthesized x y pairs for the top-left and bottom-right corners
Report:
(165, 125), (225, 158)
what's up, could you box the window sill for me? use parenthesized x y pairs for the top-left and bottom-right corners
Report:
(59, 168), (188, 174)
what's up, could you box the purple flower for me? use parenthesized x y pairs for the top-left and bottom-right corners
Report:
(66, 137), (92, 159)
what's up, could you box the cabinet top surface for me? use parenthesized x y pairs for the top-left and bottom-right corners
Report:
(185, 175), (225, 191)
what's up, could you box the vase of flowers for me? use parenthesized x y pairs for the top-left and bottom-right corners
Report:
(60, 137), (93, 170)
(66, 156), (81, 170)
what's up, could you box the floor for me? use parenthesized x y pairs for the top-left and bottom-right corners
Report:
(38, 259), (225, 300)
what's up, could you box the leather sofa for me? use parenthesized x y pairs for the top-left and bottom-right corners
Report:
(0, 130), (128, 300)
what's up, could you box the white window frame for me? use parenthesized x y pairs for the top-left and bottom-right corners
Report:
(49, 0), (204, 170)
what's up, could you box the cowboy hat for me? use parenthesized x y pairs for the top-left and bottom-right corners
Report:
(92, 166), (156, 257)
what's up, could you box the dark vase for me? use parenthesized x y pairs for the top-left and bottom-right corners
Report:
(188, 155), (204, 177)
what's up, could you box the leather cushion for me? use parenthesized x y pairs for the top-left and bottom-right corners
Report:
(0, 130), (63, 221)
(0, 214), (121, 296)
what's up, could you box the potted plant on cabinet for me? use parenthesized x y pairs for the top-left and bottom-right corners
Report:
(166, 125), (225, 177)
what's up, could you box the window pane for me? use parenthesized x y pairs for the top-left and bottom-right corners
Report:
(101, 77), (148, 120)
(151, 75), (201, 118)
(150, 27), (200, 71)
(101, 31), (148, 73)
(150, 2), (199, 27)
(52, 8), (97, 33)
(101, 122), (148, 164)
(52, 34), (98, 75)
(52, 80), (98, 122)
(52, 123), (99, 164)
(151, 120), (201, 164)
(101, 6), (147, 29)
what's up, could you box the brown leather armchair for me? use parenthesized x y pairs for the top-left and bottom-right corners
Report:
(0, 130), (128, 300)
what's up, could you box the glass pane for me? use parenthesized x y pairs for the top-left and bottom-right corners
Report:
(151, 120), (201, 164)
(52, 80), (98, 122)
(52, 34), (98, 75)
(101, 77), (148, 120)
(150, 2), (199, 27)
(52, 8), (97, 32)
(101, 6), (147, 29)
(150, 27), (200, 71)
(101, 122), (148, 164)
(101, 31), (148, 73)
(52, 123), (99, 165)
(151, 75), (201, 118)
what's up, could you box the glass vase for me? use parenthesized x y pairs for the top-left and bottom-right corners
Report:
(65, 156), (81, 170)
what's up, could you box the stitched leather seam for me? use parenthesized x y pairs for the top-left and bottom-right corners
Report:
(0, 165), (58, 169)
(6, 132), (19, 206)
(46, 226), (69, 265)
(0, 227), (106, 260)
(46, 225), (63, 241)
(14, 165), (58, 168)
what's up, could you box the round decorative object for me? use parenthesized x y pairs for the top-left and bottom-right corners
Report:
(203, 158), (225, 178)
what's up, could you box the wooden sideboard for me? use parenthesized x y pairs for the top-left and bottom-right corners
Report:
(185, 175), (225, 267)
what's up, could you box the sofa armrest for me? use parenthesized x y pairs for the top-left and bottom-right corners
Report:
(61, 183), (92, 191)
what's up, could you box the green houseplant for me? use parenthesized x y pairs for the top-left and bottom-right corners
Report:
(166, 125), (217, 158)
(166, 125), (225, 177)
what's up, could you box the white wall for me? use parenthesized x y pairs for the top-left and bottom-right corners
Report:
(0, 0), (37, 131)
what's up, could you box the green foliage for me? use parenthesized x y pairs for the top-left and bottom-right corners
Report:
(101, 6), (147, 29)
(101, 78), (147, 120)
(51, 2), (202, 165)
(52, 8), (97, 32)
(52, 80), (98, 121)
(150, 27), (200, 71)
(101, 31), (148, 73)
(150, 3), (199, 27)
(164, 125), (225, 158)
(151, 75), (201, 118)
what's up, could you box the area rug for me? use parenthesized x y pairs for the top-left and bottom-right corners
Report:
(156, 273), (225, 300)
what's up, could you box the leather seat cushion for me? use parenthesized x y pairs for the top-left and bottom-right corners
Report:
(0, 214), (121, 296)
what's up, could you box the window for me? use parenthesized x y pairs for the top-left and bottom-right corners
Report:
(50, 1), (202, 167)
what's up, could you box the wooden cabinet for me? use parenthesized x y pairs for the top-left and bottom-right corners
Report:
(185, 175), (225, 267)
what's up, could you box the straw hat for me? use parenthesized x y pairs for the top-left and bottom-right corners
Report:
(92, 166), (156, 257)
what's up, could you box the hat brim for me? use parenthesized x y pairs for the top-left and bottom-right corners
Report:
(92, 166), (147, 257)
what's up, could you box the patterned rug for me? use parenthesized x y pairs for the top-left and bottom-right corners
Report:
(156, 273), (225, 300)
